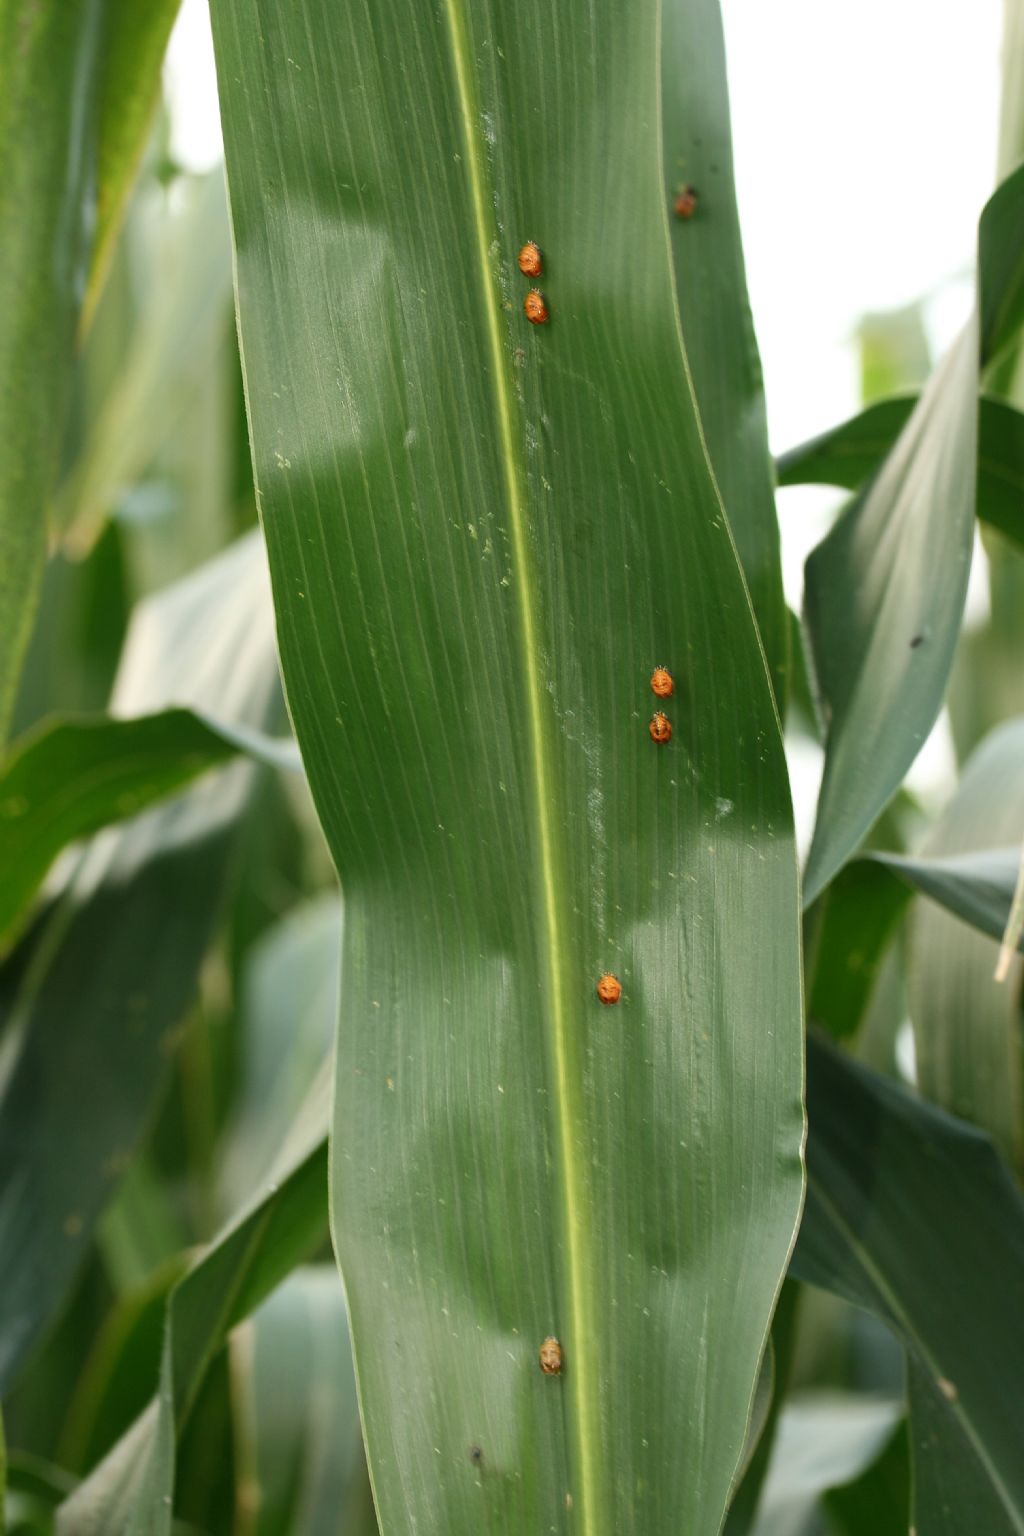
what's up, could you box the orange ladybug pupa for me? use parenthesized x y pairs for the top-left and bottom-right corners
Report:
(649, 712), (672, 744)
(596, 973), (622, 1005)
(650, 666), (674, 698)
(539, 1336), (563, 1374)
(524, 289), (549, 325)
(517, 241), (543, 278)
(674, 185), (698, 219)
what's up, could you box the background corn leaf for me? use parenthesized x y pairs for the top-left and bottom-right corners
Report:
(0, 534), (282, 1391)
(59, 170), (237, 560)
(801, 166), (1024, 904)
(10, 527), (129, 743)
(57, 1257), (185, 1479)
(800, 321), (977, 905)
(724, 1285), (799, 1536)
(956, 88), (1024, 761)
(210, 0), (805, 1530)
(5, 1452), (77, 1536)
(662, 0), (787, 701)
(794, 1035), (1024, 1532)
(57, 1070), (330, 1536)
(0, 0), (180, 744)
(979, 163), (1024, 370)
(905, 720), (1024, 1168)
(750, 1393), (901, 1536)
(866, 846), (1023, 949)
(777, 397), (918, 495)
(777, 394), (1024, 555)
(822, 1423), (909, 1536)
(81, 0), (184, 327)
(219, 895), (341, 1214)
(906, 1360), (1019, 1535)
(804, 862), (911, 1043)
(0, 708), (299, 950)
(231, 1266), (375, 1536)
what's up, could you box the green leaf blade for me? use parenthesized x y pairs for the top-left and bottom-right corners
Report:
(0, 709), (265, 947)
(0, 534), (282, 1393)
(777, 393), (1024, 555)
(801, 325), (979, 906)
(0, 0), (181, 744)
(662, 0), (787, 703)
(796, 1035), (1024, 1532)
(906, 720), (1024, 1166)
(212, 0), (805, 1531)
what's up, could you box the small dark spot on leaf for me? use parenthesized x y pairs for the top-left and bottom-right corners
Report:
(910, 634), (924, 648)
(469, 1445), (483, 1465)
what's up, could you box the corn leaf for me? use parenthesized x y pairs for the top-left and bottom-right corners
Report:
(57, 1071), (330, 1536)
(0, 534), (281, 1391)
(0, 708), (299, 950)
(795, 1035), (1024, 1533)
(777, 394), (1024, 555)
(0, 0), (180, 743)
(801, 166), (1024, 904)
(906, 719), (1024, 1167)
(231, 1267), (372, 1536)
(210, 0), (805, 1529)
(867, 846), (1023, 950)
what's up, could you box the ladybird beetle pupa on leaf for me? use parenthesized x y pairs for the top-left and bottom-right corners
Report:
(649, 712), (672, 744)
(517, 241), (543, 278)
(539, 1336), (563, 1374)
(596, 973), (622, 1005)
(674, 185), (698, 219)
(524, 289), (549, 325)
(650, 666), (674, 698)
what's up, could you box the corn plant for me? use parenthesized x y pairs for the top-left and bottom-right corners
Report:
(1, 1), (1023, 1533)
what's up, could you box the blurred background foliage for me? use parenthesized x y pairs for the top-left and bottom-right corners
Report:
(1, 1), (1023, 1532)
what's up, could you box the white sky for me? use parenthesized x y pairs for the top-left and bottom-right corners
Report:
(165, 0), (1005, 842)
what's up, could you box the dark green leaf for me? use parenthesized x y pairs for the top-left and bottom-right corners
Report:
(6, 1450), (77, 1531)
(867, 846), (1022, 951)
(0, 534), (282, 1392)
(979, 162), (1024, 369)
(662, 0), (786, 701)
(822, 1421), (909, 1536)
(0, 709), (298, 950)
(57, 1070), (330, 1536)
(776, 398), (917, 494)
(906, 1359), (1018, 1535)
(11, 524), (128, 741)
(57, 1257), (184, 1476)
(794, 1034), (1024, 1531)
(805, 862), (911, 1043)
(786, 609), (822, 740)
(777, 394), (1024, 555)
